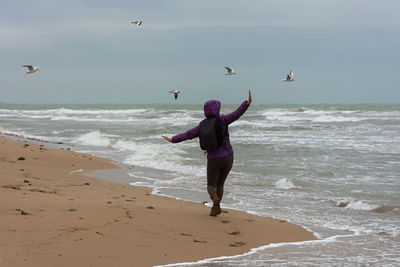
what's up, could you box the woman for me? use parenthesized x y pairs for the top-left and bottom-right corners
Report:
(162, 90), (252, 216)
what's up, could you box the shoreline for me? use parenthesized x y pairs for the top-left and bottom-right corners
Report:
(0, 134), (317, 267)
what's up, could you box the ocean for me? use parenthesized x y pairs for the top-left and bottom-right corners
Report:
(1, 103), (399, 266)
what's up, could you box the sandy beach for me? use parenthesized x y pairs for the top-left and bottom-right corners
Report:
(0, 135), (317, 267)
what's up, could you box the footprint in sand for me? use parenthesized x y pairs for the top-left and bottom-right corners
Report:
(229, 241), (246, 247)
(29, 188), (57, 194)
(1, 156), (16, 163)
(221, 220), (230, 224)
(180, 233), (192, 237)
(125, 210), (134, 219)
(16, 209), (30, 215)
(2, 185), (22, 190)
(70, 169), (84, 175)
(228, 231), (241, 236)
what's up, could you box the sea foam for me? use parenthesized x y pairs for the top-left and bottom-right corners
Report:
(274, 178), (299, 190)
(75, 131), (111, 146)
(336, 199), (381, 211)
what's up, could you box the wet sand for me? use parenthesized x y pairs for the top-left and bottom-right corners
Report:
(0, 135), (317, 267)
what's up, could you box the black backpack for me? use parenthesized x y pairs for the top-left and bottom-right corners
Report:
(198, 117), (226, 151)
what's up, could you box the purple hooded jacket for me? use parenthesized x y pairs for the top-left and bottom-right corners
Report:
(172, 100), (250, 159)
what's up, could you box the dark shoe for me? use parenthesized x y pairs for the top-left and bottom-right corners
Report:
(210, 206), (218, 216)
(209, 193), (221, 216)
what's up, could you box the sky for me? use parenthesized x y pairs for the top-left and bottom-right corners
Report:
(0, 0), (399, 104)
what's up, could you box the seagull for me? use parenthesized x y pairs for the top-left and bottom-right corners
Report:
(22, 65), (39, 74)
(225, 66), (235, 76)
(282, 70), (295, 82)
(169, 89), (180, 100)
(131, 20), (143, 26)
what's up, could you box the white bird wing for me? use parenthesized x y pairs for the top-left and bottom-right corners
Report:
(22, 65), (34, 71)
(290, 70), (294, 78)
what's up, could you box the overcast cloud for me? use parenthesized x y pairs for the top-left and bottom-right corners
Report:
(1, 0), (399, 103)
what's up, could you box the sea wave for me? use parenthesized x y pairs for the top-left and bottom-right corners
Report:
(0, 107), (151, 115)
(259, 108), (360, 118)
(0, 128), (61, 143)
(49, 116), (142, 123)
(336, 199), (381, 211)
(112, 139), (204, 177)
(274, 178), (300, 190)
(312, 115), (365, 123)
(75, 131), (113, 146)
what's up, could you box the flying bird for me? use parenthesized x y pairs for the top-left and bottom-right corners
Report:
(22, 65), (39, 74)
(224, 66), (235, 76)
(282, 70), (295, 82)
(131, 20), (143, 26)
(169, 89), (180, 100)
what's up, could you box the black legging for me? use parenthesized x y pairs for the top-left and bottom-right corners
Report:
(206, 153), (234, 202)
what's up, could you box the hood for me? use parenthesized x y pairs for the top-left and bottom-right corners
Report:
(204, 100), (221, 118)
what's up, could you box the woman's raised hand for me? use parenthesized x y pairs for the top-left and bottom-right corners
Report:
(247, 90), (252, 105)
(161, 135), (172, 142)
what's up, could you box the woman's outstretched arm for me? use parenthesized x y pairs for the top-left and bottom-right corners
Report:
(247, 90), (252, 105)
(224, 90), (252, 125)
(161, 135), (172, 142)
(162, 124), (201, 143)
